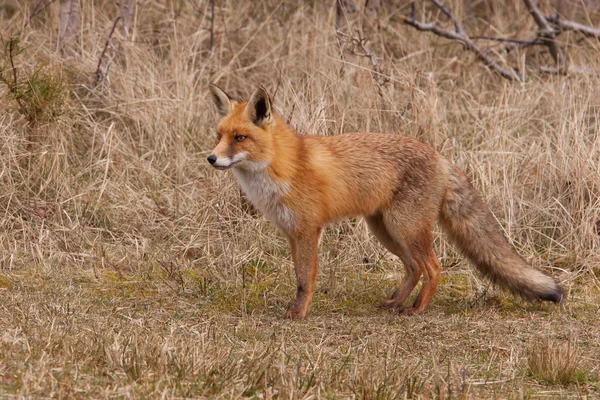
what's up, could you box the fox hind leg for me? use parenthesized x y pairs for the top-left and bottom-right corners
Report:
(365, 213), (422, 309)
(398, 243), (441, 315)
(379, 210), (441, 315)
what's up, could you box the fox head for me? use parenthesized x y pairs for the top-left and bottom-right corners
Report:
(207, 84), (274, 170)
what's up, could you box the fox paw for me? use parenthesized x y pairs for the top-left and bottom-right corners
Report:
(379, 299), (400, 309)
(284, 309), (306, 319)
(398, 307), (420, 316)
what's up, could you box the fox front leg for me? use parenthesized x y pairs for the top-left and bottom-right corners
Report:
(285, 229), (320, 319)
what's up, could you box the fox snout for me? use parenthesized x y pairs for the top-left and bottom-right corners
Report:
(207, 153), (229, 170)
(207, 152), (247, 170)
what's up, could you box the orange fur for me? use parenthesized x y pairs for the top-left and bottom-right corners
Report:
(208, 85), (563, 318)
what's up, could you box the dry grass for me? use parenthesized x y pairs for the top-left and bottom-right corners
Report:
(0, 0), (599, 398)
(526, 336), (583, 386)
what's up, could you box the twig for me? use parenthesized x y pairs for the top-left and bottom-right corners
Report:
(338, 29), (390, 102)
(158, 262), (181, 294)
(335, 0), (357, 77)
(24, 0), (58, 30)
(209, 0), (215, 50)
(103, 41), (118, 84)
(93, 16), (121, 89)
(471, 35), (543, 54)
(470, 35), (542, 46)
(4, 38), (29, 120)
(522, 0), (568, 73)
(403, 1), (521, 81)
(9, 39), (18, 91)
(158, 262), (186, 294)
(546, 14), (600, 40)
(430, 0), (464, 35)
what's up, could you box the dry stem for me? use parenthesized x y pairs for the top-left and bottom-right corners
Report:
(522, 0), (568, 74)
(404, 1), (521, 81)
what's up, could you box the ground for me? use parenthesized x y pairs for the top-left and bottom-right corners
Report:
(2, 255), (599, 397)
(1, 0), (599, 398)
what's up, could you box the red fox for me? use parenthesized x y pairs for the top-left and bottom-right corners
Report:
(207, 84), (563, 319)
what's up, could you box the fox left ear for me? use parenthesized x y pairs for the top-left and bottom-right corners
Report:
(246, 87), (272, 126)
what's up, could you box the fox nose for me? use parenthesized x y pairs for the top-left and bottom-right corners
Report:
(207, 155), (217, 165)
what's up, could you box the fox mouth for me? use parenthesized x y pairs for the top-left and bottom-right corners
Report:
(212, 160), (241, 170)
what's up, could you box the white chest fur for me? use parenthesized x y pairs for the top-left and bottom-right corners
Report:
(232, 164), (296, 232)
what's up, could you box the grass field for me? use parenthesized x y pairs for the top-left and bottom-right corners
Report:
(1, 0), (599, 398)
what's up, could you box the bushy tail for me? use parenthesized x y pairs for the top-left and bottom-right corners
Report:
(439, 163), (563, 303)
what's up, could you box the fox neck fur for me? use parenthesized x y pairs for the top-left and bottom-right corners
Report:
(229, 116), (300, 233)
(231, 158), (296, 233)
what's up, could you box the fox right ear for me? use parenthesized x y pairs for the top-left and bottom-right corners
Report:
(209, 84), (233, 116)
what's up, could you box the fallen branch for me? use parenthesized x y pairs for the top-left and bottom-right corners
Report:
(546, 14), (600, 40)
(430, 0), (464, 35)
(470, 35), (543, 55)
(403, 2), (521, 81)
(470, 35), (542, 47)
(522, 0), (568, 74)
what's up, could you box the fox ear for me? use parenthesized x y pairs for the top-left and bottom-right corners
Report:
(209, 84), (233, 116)
(246, 87), (272, 126)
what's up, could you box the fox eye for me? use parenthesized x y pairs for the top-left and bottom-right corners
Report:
(235, 136), (247, 142)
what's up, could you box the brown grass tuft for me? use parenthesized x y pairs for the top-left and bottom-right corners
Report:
(526, 336), (584, 386)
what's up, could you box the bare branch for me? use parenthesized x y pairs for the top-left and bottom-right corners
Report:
(430, 0), (464, 35)
(546, 14), (600, 40)
(403, 1), (521, 81)
(470, 35), (543, 55)
(337, 28), (395, 128)
(522, 0), (567, 73)
(470, 35), (542, 46)
(337, 29), (390, 99)
(523, 0), (552, 31)
(93, 16), (121, 91)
